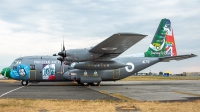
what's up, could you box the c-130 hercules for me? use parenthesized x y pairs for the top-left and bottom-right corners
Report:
(1, 19), (197, 86)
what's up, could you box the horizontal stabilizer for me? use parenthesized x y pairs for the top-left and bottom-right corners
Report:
(159, 54), (197, 62)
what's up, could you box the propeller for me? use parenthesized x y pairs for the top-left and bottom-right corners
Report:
(57, 38), (66, 74)
(58, 41), (66, 57)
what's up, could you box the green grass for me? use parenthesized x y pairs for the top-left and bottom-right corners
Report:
(0, 98), (200, 112)
(121, 76), (200, 81)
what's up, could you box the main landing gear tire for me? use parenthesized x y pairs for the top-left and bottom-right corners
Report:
(21, 80), (28, 86)
(92, 82), (101, 86)
(80, 82), (101, 86)
(81, 83), (89, 86)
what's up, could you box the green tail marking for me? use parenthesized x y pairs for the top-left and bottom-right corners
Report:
(145, 18), (176, 57)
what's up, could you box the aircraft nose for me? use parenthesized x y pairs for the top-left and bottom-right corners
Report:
(1, 67), (11, 78)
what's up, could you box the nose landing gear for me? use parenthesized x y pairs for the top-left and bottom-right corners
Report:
(21, 80), (28, 86)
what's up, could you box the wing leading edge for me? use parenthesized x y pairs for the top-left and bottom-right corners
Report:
(159, 54), (197, 62)
(89, 33), (147, 59)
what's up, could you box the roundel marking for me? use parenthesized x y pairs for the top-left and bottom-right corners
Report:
(125, 62), (134, 72)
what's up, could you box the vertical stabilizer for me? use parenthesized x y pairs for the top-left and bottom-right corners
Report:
(145, 19), (177, 57)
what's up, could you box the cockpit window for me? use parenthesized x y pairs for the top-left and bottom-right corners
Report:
(13, 59), (22, 64)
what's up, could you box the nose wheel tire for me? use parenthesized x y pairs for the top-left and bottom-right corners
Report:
(21, 80), (28, 86)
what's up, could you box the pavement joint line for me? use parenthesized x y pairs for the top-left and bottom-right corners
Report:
(0, 86), (24, 98)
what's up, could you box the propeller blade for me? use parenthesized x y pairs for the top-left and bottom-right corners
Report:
(53, 53), (57, 56)
(63, 37), (65, 51)
(57, 57), (64, 61)
(57, 37), (67, 68)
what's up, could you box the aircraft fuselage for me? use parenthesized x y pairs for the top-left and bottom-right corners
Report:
(7, 56), (159, 84)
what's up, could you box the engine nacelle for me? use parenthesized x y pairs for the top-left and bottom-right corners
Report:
(64, 49), (102, 62)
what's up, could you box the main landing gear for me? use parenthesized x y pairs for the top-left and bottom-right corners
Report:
(21, 80), (28, 86)
(79, 82), (101, 86)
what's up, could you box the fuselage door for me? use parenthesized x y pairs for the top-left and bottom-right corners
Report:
(30, 64), (36, 80)
(113, 69), (120, 79)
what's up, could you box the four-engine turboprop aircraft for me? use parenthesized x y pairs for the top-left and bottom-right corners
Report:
(1, 18), (197, 86)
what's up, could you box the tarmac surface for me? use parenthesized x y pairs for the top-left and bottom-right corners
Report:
(0, 80), (200, 101)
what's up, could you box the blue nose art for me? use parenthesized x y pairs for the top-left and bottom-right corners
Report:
(10, 64), (30, 80)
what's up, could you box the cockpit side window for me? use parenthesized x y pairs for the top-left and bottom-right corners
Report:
(13, 66), (17, 70)
(13, 59), (22, 64)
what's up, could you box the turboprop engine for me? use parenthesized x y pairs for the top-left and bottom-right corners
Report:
(70, 61), (127, 70)
(58, 49), (102, 62)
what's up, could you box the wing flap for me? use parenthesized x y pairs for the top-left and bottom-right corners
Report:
(159, 54), (197, 62)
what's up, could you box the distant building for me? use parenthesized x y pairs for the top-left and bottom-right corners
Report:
(183, 72), (200, 76)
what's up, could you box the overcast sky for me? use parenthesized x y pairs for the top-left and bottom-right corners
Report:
(0, 0), (199, 74)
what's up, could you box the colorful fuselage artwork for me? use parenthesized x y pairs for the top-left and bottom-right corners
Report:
(145, 19), (177, 57)
(8, 63), (56, 80)
(42, 64), (56, 80)
(10, 64), (30, 80)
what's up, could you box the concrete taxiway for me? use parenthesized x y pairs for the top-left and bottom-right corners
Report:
(0, 80), (200, 101)
(0, 81), (118, 100)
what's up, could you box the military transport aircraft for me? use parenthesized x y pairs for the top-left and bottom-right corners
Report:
(1, 18), (197, 86)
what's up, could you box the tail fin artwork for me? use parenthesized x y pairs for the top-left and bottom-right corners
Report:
(145, 19), (177, 57)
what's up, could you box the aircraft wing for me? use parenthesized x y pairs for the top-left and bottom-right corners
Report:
(89, 33), (147, 59)
(159, 54), (197, 62)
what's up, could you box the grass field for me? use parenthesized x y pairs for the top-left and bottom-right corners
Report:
(1, 77), (200, 111)
(0, 99), (200, 112)
(0, 80), (20, 83)
(121, 76), (200, 81)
